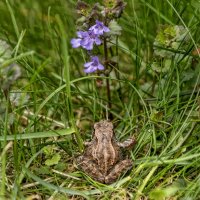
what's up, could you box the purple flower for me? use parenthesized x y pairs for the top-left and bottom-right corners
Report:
(84, 56), (104, 73)
(71, 38), (82, 48)
(81, 30), (101, 50)
(89, 20), (110, 35)
(71, 30), (101, 50)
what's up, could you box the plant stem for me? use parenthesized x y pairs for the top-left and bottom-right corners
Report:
(104, 37), (112, 119)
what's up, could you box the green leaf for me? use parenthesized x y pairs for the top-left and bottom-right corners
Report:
(109, 20), (122, 36)
(155, 31), (166, 45)
(54, 162), (66, 171)
(182, 70), (195, 82)
(150, 183), (180, 199)
(164, 26), (176, 37)
(43, 145), (55, 155)
(45, 153), (61, 166)
(35, 166), (50, 175)
(149, 189), (166, 200)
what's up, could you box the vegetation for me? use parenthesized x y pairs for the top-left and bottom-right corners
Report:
(0, 0), (200, 199)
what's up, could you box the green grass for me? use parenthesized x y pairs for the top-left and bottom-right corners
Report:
(0, 0), (200, 199)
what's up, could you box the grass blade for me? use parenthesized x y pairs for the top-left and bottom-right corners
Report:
(0, 128), (75, 141)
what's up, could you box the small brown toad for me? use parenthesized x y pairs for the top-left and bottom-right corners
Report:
(77, 120), (135, 184)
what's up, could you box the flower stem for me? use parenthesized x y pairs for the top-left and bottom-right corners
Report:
(104, 37), (112, 119)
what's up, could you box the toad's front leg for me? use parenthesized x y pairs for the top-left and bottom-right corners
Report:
(105, 159), (132, 184)
(77, 156), (105, 183)
(117, 136), (136, 149)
